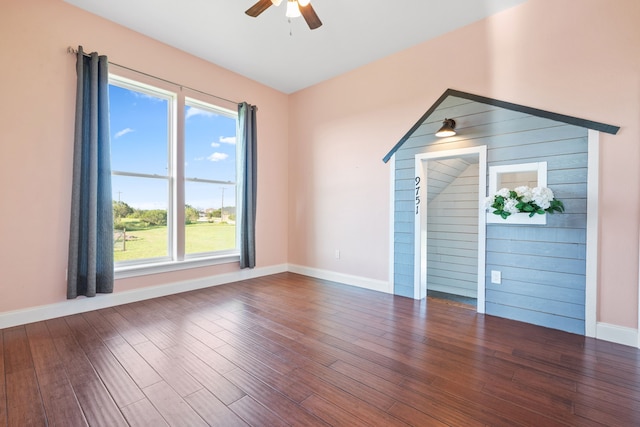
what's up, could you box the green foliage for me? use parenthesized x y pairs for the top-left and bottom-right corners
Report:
(185, 204), (200, 224)
(543, 199), (564, 214)
(140, 209), (167, 226)
(113, 200), (134, 219)
(113, 200), (238, 229)
(490, 194), (513, 219)
(113, 217), (147, 229)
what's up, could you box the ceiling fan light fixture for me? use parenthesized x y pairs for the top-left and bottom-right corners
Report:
(285, 0), (301, 18)
(435, 119), (456, 137)
(246, 0), (322, 30)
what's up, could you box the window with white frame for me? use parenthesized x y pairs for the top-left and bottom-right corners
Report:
(109, 74), (239, 274)
(486, 162), (548, 224)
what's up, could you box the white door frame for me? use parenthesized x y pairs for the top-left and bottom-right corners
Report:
(585, 130), (599, 338)
(414, 146), (487, 313)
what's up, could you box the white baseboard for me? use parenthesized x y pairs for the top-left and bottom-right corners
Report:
(596, 322), (639, 348)
(0, 264), (288, 330)
(287, 264), (392, 294)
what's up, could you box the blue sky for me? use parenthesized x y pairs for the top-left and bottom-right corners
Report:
(109, 84), (237, 211)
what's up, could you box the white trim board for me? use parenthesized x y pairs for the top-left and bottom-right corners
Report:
(0, 264), (287, 330)
(596, 322), (639, 348)
(0, 264), (388, 330)
(585, 130), (599, 337)
(389, 154), (396, 296)
(287, 264), (392, 294)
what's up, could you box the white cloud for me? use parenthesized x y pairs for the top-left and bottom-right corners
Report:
(211, 142), (221, 148)
(207, 152), (228, 162)
(194, 156), (205, 161)
(132, 92), (164, 103)
(115, 128), (134, 138)
(186, 106), (217, 120)
(219, 136), (236, 145)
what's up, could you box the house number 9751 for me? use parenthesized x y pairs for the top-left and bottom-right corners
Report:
(415, 176), (421, 215)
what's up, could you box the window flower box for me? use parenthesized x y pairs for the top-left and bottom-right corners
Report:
(485, 186), (564, 225)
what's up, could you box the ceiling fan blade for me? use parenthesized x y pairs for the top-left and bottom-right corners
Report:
(299, 2), (322, 29)
(245, 0), (273, 17)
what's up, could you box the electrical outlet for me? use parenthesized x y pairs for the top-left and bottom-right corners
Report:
(335, 249), (340, 259)
(491, 270), (501, 284)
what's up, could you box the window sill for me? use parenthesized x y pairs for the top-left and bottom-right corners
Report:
(114, 253), (240, 279)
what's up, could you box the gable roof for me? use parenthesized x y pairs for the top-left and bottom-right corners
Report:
(382, 89), (620, 163)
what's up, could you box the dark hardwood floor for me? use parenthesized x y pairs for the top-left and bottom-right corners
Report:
(1, 272), (640, 426)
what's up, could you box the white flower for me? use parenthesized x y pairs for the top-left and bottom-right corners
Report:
(532, 186), (554, 210)
(488, 185), (561, 219)
(514, 185), (532, 203)
(485, 196), (496, 211)
(496, 187), (511, 198)
(503, 198), (520, 215)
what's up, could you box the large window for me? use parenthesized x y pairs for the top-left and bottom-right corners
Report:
(109, 75), (239, 274)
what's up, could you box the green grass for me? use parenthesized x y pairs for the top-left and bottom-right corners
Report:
(116, 217), (149, 231)
(114, 222), (236, 262)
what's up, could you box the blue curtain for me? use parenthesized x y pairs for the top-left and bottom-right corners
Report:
(67, 46), (114, 298)
(238, 102), (257, 269)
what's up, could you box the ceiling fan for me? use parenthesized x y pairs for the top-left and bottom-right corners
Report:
(245, 0), (323, 30)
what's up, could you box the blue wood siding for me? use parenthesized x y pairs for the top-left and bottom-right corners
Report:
(393, 96), (588, 334)
(427, 162), (479, 297)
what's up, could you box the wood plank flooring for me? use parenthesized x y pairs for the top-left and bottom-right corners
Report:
(1, 272), (640, 426)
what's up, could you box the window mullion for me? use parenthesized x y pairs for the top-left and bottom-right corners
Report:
(174, 92), (185, 261)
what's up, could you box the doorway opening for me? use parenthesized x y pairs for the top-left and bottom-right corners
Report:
(414, 146), (487, 313)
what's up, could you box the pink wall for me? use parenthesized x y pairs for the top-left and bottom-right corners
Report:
(289, 0), (640, 328)
(0, 0), (288, 312)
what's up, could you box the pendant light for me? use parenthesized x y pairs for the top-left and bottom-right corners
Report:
(435, 119), (456, 137)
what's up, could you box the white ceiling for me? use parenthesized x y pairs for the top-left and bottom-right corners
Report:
(64, 0), (526, 94)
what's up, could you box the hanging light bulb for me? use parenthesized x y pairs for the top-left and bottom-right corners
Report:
(286, 0), (301, 17)
(270, 0), (283, 5)
(298, 0), (311, 6)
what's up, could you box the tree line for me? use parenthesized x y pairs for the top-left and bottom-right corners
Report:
(113, 201), (235, 230)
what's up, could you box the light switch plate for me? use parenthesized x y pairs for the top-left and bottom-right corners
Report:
(491, 270), (501, 284)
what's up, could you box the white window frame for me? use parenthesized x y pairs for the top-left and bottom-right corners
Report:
(109, 74), (240, 279)
(486, 162), (548, 225)
(183, 96), (240, 261)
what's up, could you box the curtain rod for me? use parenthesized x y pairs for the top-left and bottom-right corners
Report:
(67, 46), (240, 107)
